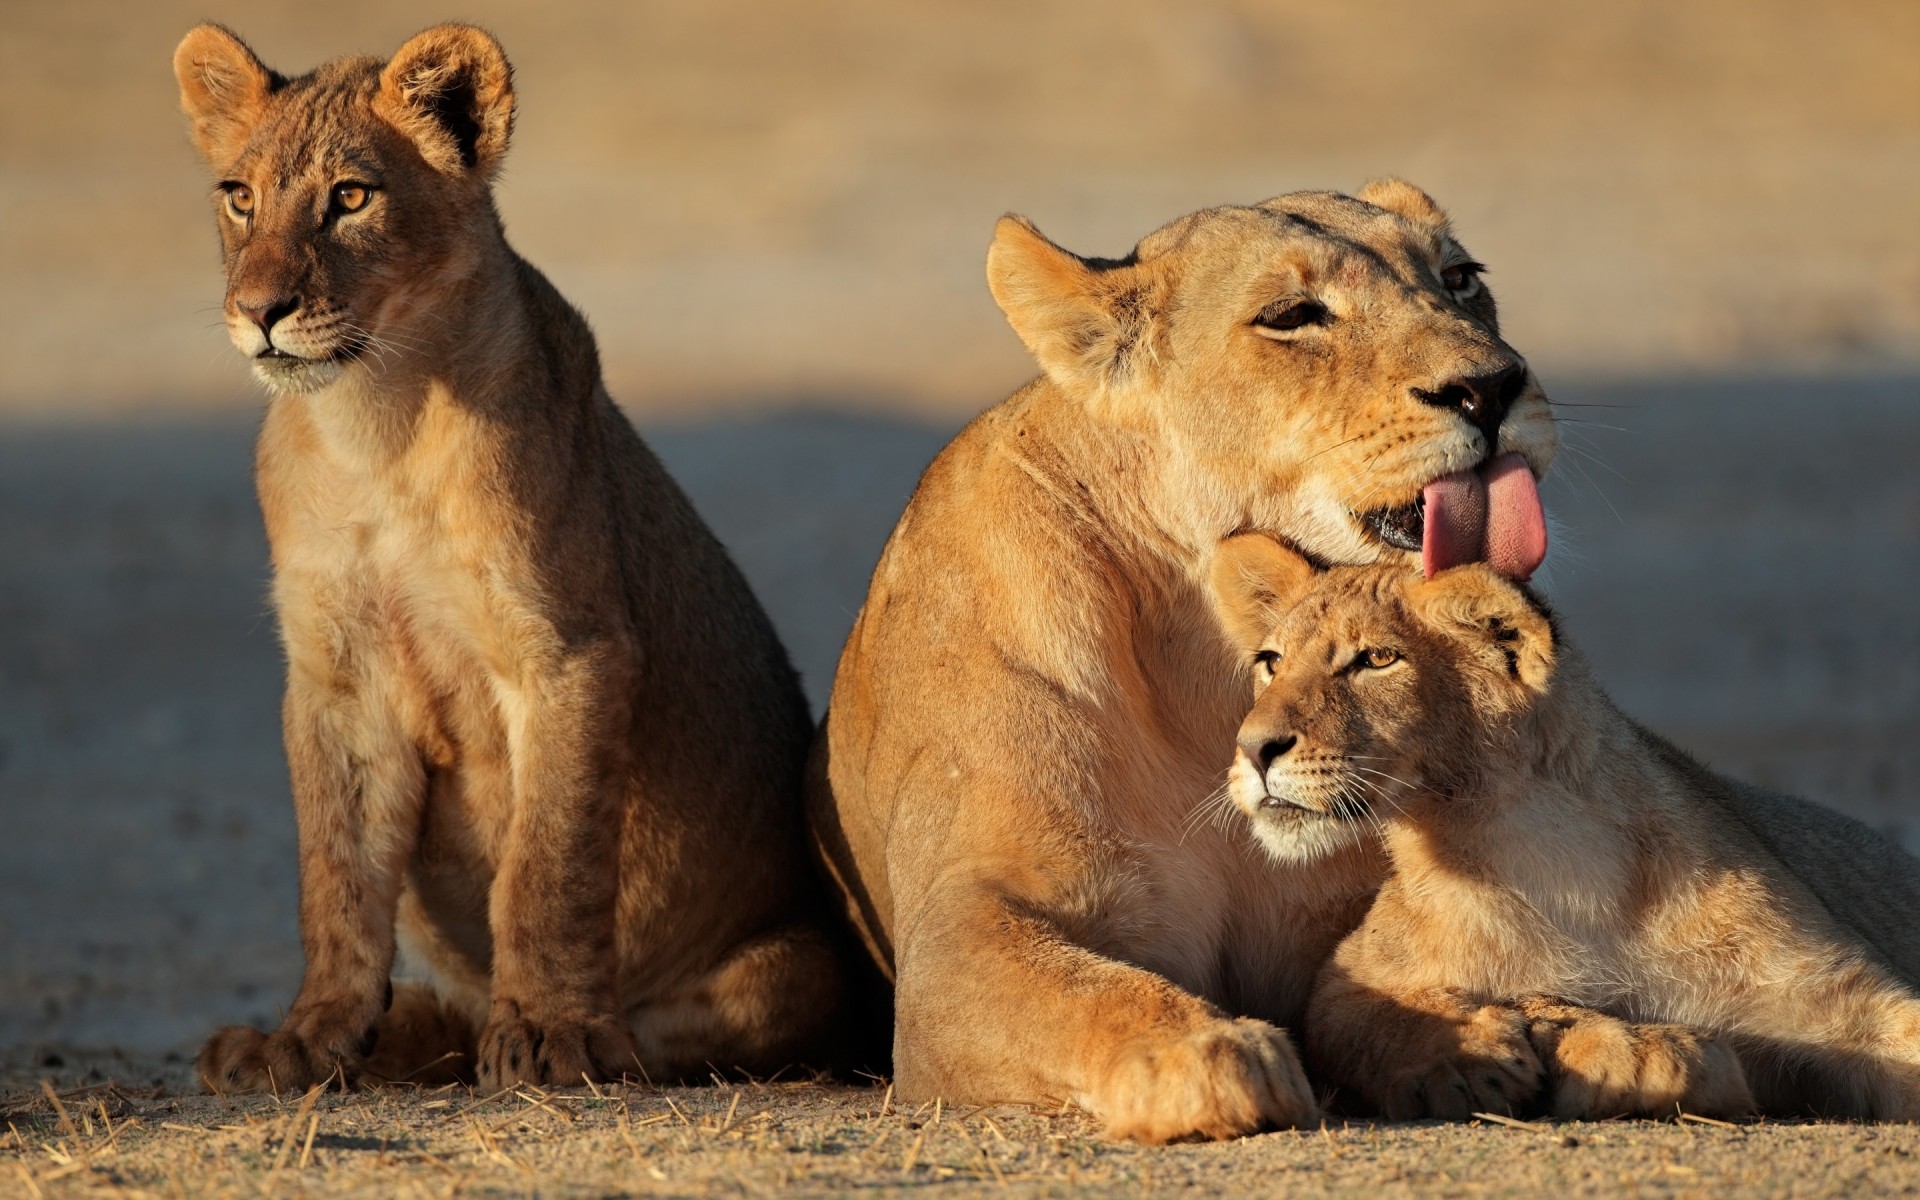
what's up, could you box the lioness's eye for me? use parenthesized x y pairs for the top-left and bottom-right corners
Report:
(1251, 300), (1327, 335)
(223, 184), (254, 219)
(332, 184), (372, 214)
(1440, 262), (1485, 292)
(1358, 647), (1400, 670)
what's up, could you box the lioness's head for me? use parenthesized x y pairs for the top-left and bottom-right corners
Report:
(988, 183), (1556, 580)
(1205, 533), (1555, 862)
(173, 24), (515, 393)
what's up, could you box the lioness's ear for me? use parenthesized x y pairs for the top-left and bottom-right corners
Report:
(986, 215), (1158, 396)
(1413, 565), (1555, 694)
(376, 24), (515, 177)
(1206, 534), (1318, 654)
(1357, 177), (1449, 231)
(174, 24), (281, 166)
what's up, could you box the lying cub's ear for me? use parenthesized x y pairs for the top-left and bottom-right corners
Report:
(1357, 177), (1450, 232)
(1206, 534), (1319, 655)
(174, 24), (282, 166)
(1413, 565), (1555, 695)
(376, 24), (516, 177)
(987, 216), (1162, 399)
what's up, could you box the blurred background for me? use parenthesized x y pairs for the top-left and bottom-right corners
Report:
(2, 1), (1916, 1064)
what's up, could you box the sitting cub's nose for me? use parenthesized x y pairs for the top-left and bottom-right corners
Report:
(1413, 362), (1528, 441)
(1239, 732), (1298, 772)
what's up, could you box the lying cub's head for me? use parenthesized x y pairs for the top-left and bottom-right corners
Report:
(173, 24), (515, 392)
(1206, 533), (1556, 862)
(986, 182), (1557, 578)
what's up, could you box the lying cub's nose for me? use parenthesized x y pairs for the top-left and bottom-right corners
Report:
(1413, 362), (1528, 441)
(235, 294), (300, 335)
(1239, 732), (1298, 772)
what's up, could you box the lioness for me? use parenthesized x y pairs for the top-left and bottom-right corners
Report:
(808, 183), (1557, 1140)
(175, 24), (841, 1091)
(1210, 534), (1920, 1121)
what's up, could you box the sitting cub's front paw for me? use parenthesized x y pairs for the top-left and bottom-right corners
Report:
(1377, 1003), (1544, 1121)
(1531, 1010), (1753, 1120)
(1089, 1018), (1317, 1143)
(197, 1019), (371, 1094)
(476, 1002), (639, 1089)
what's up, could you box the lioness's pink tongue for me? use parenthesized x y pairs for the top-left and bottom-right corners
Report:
(1420, 452), (1549, 581)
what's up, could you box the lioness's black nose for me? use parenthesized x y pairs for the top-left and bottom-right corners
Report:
(1413, 363), (1528, 441)
(236, 295), (299, 334)
(1239, 732), (1298, 772)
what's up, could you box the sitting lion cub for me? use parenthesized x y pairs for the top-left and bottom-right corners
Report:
(175, 24), (843, 1091)
(1208, 533), (1920, 1121)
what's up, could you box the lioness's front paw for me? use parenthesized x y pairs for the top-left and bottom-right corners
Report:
(1378, 1003), (1544, 1121)
(197, 1022), (367, 1094)
(476, 1003), (639, 1089)
(1089, 1018), (1317, 1143)
(1538, 1015), (1753, 1120)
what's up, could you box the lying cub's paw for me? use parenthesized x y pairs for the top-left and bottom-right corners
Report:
(1541, 1015), (1753, 1120)
(1089, 1018), (1317, 1143)
(197, 1022), (367, 1094)
(1379, 1003), (1544, 1121)
(476, 1003), (639, 1089)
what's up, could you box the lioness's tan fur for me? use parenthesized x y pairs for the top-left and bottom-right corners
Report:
(175, 23), (842, 1092)
(1211, 537), (1920, 1121)
(809, 185), (1558, 1140)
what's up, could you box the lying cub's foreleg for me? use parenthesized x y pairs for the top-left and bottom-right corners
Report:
(1515, 996), (1753, 1120)
(477, 645), (640, 1088)
(198, 658), (426, 1092)
(1306, 965), (1543, 1119)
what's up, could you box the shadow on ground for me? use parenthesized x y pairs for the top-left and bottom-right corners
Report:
(2, 373), (1917, 1058)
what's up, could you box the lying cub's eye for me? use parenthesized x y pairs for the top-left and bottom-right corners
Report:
(1251, 300), (1328, 335)
(222, 184), (254, 220)
(1440, 261), (1485, 293)
(1357, 647), (1400, 670)
(331, 183), (373, 214)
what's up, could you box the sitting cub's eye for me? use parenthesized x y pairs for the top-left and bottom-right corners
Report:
(222, 184), (254, 220)
(1251, 300), (1328, 335)
(1440, 261), (1485, 293)
(1357, 647), (1400, 670)
(331, 183), (373, 214)
(1252, 649), (1282, 675)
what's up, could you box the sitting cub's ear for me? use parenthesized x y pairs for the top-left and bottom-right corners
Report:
(1357, 178), (1450, 231)
(376, 24), (516, 177)
(174, 24), (282, 166)
(1413, 565), (1555, 695)
(987, 216), (1163, 400)
(1206, 534), (1319, 655)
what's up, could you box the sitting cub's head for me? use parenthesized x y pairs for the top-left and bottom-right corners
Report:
(173, 24), (515, 393)
(986, 183), (1557, 580)
(1205, 533), (1556, 862)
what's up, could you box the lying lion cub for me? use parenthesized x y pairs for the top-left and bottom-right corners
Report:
(175, 24), (842, 1091)
(1209, 533), (1920, 1121)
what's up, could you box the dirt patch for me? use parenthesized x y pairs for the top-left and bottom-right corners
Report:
(8, 1056), (1920, 1199)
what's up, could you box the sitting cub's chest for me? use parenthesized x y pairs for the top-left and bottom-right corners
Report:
(266, 447), (536, 765)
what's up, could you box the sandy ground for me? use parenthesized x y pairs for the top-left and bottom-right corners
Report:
(11, 1063), (1920, 1200)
